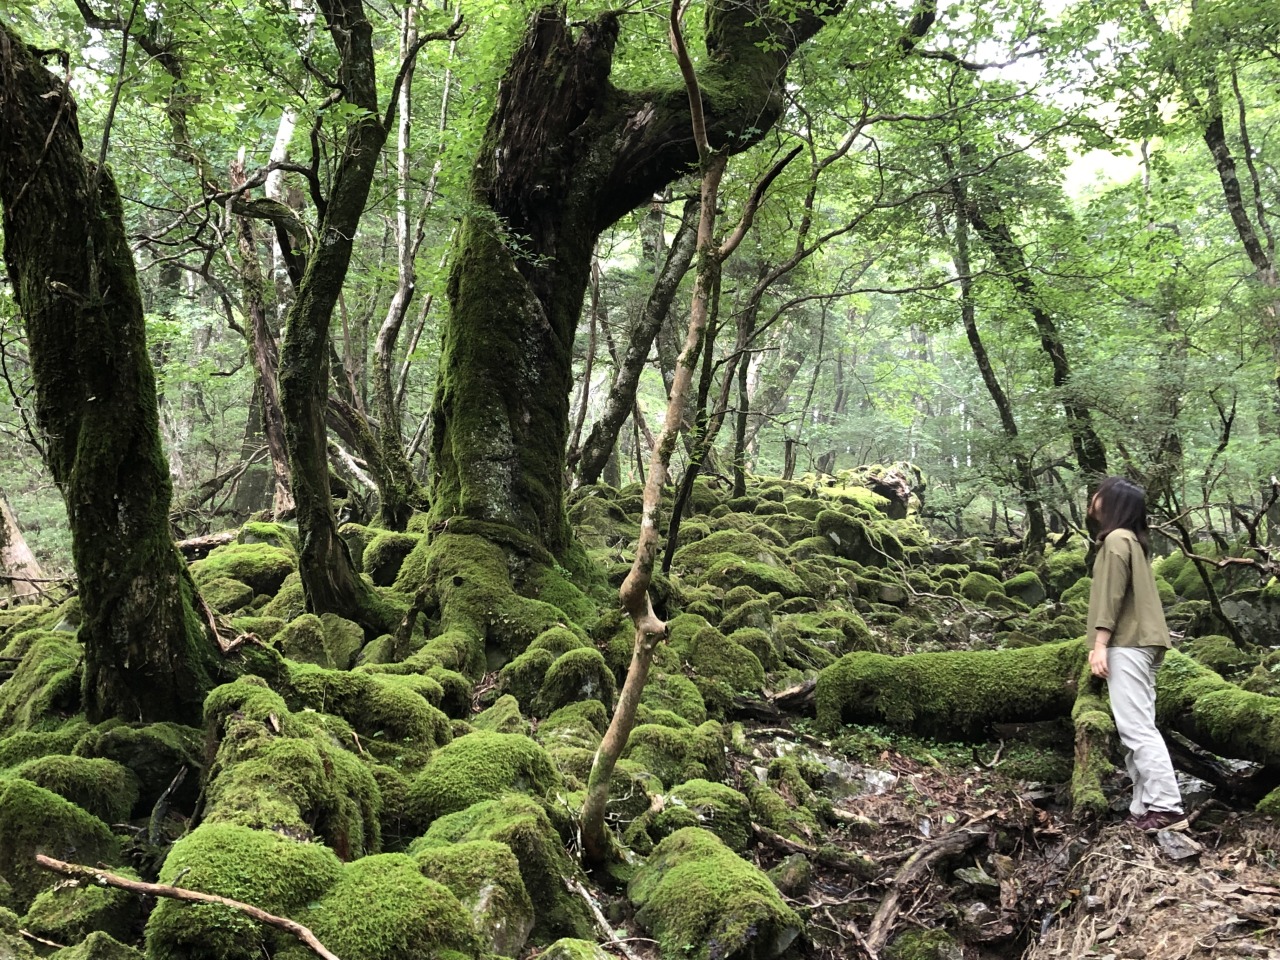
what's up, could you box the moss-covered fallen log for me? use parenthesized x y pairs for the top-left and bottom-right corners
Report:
(815, 639), (1280, 814)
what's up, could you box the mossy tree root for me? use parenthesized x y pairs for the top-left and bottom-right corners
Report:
(1071, 667), (1116, 820)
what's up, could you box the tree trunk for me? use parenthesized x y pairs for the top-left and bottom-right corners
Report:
(0, 492), (45, 605)
(428, 0), (857, 555)
(0, 24), (221, 723)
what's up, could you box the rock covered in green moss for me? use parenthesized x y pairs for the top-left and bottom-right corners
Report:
(191, 542), (297, 596)
(280, 854), (480, 960)
(623, 721), (726, 789)
(404, 732), (561, 830)
(536, 700), (608, 751)
(629, 779), (751, 853)
(0, 779), (119, 910)
(22, 867), (141, 946)
(260, 573), (306, 621)
(669, 627), (765, 716)
(472, 695), (528, 735)
(198, 577), (255, 615)
(414, 839), (534, 956)
(0, 632), (81, 731)
(51, 931), (143, 960)
(0, 719), (90, 771)
(537, 939), (611, 960)
(1182, 635), (1257, 679)
(72, 721), (202, 812)
(0, 904), (35, 958)
(11, 755), (139, 823)
(639, 672), (707, 726)
(146, 823), (342, 960)
(535, 647), (616, 715)
(413, 794), (593, 941)
(629, 827), (803, 960)
(1004, 571), (1046, 606)
(959, 571), (1003, 602)
(273, 613), (365, 670)
(496, 647), (556, 711)
(362, 531), (421, 587)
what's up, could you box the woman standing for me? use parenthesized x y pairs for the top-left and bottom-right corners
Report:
(1085, 476), (1187, 832)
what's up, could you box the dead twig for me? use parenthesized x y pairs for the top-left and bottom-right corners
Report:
(35, 855), (341, 960)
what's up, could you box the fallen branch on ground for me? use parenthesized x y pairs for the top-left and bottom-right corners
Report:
(35, 855), (340, 960)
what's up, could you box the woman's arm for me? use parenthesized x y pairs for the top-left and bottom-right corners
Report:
(1090, 627), (1112, 678)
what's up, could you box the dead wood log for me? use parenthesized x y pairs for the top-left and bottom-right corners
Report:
(175, 532), (236, 560)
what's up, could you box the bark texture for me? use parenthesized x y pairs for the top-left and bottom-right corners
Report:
(0, 25), (220, 723)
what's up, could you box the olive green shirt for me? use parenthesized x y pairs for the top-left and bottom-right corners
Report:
(1086, 529), (1171, 649)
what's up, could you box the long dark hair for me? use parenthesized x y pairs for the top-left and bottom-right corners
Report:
(1092, 476), (1152, 557)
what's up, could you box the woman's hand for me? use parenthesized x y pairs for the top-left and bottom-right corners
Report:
(1090, 629), (1111, 679)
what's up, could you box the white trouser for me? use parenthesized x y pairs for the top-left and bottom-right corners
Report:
(1107, 646), (1183, 816)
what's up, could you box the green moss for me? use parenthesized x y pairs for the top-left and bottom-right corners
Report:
(1043, 544), (1087, 598)
(362, 531), (422, 587)
(274, 614), (328, 667)
(0, 632), (81, 731)
(73, 721), (202, 812)
(199, 577), (255, 615)
(720, 598), (773, 636)
(672, 530), (782, 572)
(629, 828), (803, 960)
(260, 573), (306, 621)
(285, 854), (480, 960)
(11, 755), (139, 823)
(1061, 577), (1092, 608)
(1004, 571), (1046, 605)
(338, 522), (375, 573)
(51, 931), (143, 960)
(146, 823), (343, 960)
(285, 665), (452, 767)
(746, 777), (819, 841)
(702, 555), (806, 598)
(414, 840), (534, 957)
(1070, 671), (1115, 819)
(815, 640), (1088, 737)
(669, 627), (765, 716)
(529, 626), (589, 658)
(885, 929), (960, 960)
(191, 543), (297, 596)
(237, 521), (300, 554)
(413, 794), (592, 941)
(472, 694), (528, 735)
(537, 939), (610, 960)
(537, 701), (608, 751)
(403, 731), (561, 830)
(727, 627), (780, 671)
(535, 647), (616, 715)
(227, 615), (285, 642)
(496, 647), (556, 712)
(0, 778), (118, 910)
(815, 509), (901, 567)
(22, 867), (141, 945)
(0, 719), (91, 770)
(1182, 635), (1256, 679)
(635, 779), (751, 853)
(959, 571), (1004, 602)
(623, 721), (726, 789)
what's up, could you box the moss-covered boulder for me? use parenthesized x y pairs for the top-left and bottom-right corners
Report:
(0, 632), (81, 731)
(0, 720), (90, 772)
(10, 755), (139, 823)
(146, 823), (342, 960)
(414, 839), (535, 956)
(534, 647), (616, 716)
(72, 721), (202, 813)
(275, 613), (362, 670)
(199, 577), (255, 615)
(537, 939), (611, 960)
(628, 779), (751, 854)
(1004, 571), (1046, 606)
(404, 732), (561, 830)
(191, 542), (297, 596)
(536, 701), (608, 752)
(0, 779), (119, 910)
(472, 695), (528, 735)
(639, 672), (708, 726)
(362, 531), (421, 587)
(413, 794), (593, 941)
(496, 647), (556, 712)
(1182, 635), (1257, 679)
(623, 721), (726, 789)
(278, 854), (480, 960)
(959, 571), (1004, 602)
(629, 828), (803, 960)
(669, 627), (765, 715)
(260, 574), (306, 621)
(22, 867), (141, 946)
(51, 932), (142, 960)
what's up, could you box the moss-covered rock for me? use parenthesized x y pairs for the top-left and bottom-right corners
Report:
(669, 627), (765, 716)
(1043, 544), (1087, 598)
(260, 574), (306, 621)
(22, 867), (141, 946)
(198, 577), (255, 615)
(72, 721), (202, 813)
(623, 721), (726, 789)
(281, 854), (480, 960)
(885, 929), (961, 960)
(414, 839), (534, 957)
(1182, 635), (1257, 679)
(537, 701), (608, 752)
(0, 719), (91, 771)
(51, 932), (143, 960)
(1004, 571), (1046, 606)
(11, 755), (139, 823)
(191, 543), (297, 596)
(472, 695), (528, 735)
(413, 794), (593, 941)
(630, 779), (751, 854)
(227, 615), (286, 642)
(959, 571), (1004, 602)
(534, 647), (616, 715)
(362, 531), (421, 587)
(537, 939), (611, 960)
(0, 779), (118, 910)
(404, 732), (561, 830)
(629, 828), (803, 960)
(496, 647), (556, 712)
(702, 555), (806, 599)
(0, 632), (81, 731)
(146, 823), (342, 960)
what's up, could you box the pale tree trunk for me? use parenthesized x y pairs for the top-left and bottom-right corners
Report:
(0, 492), (45, 605)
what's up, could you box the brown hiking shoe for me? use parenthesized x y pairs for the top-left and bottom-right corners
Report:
(1134, 810), (1189, 834)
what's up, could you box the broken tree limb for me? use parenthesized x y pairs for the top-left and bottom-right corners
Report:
(34, 855), (341, 960)
(864, 827), (986, 955)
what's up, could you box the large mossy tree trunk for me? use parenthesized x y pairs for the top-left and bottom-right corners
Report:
(428, 0), (856, 555)
(0, 25), (221, 724)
